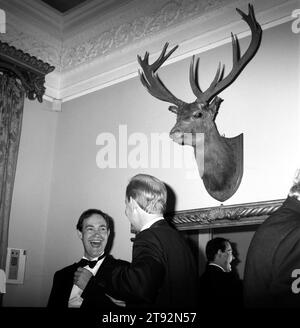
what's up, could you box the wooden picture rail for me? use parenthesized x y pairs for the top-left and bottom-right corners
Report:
(166, 199), (285, 231)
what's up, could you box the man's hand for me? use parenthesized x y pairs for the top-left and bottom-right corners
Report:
(74, 267), (93, 290)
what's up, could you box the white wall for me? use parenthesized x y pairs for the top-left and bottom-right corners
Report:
(4, 99), (58, 306)
(5, 20), (300, 306)
(42, 21), (300, 305)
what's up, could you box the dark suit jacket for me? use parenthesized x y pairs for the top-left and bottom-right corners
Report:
(47, 255), (128, 309)
(198, 264), (243, 308)
(244, 196), (300, 307)
(96, 219), (198, 309)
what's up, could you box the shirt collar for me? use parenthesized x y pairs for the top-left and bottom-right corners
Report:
(209, 262), (226, 272)
(82, 253), (105, 274)
(140, 217), (164, 232)
(82, 252), (104, 261)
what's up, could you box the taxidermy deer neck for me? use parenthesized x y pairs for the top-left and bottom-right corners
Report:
(137, 4), (262, 202)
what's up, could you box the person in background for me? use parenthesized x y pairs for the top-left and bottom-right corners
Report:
(198, 237), (243, 308)
(244, 169), (300, 307)
(47, 208), (128, 309)
(93, 173), (198, 308)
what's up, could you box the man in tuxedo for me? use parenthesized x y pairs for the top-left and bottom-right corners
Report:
(244, 169), (300, 307)
(47, 208), (128, 309)
(198, 237), (243, 308)
(93, 174), (198, 308)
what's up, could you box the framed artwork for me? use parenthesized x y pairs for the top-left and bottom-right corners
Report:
(167, 199), (285, 231)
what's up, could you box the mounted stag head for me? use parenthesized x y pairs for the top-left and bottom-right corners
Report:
(137, 4), (262, 202)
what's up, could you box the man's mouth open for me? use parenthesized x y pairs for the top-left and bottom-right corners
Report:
(90, 241), (102, 248)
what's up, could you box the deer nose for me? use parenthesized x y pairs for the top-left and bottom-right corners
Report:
(170, 130), (183, 140)
(170, 127), (182, 137)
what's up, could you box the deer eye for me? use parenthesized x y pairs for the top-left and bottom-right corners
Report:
(193, 111), (202, 118)
(168, 106), (178, 114)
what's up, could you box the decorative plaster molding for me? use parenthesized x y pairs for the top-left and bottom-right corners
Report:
(0, 0), (297, 105)
(0, 0), (63, 36)
(60, 0), (237, 71)
(58, 0), (296, 102)
(166, 199), (284, 230)
(0, 17), (61, 71)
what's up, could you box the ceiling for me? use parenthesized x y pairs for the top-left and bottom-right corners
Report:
(40, 0), (89, 13)
(0, 0), (290, 105)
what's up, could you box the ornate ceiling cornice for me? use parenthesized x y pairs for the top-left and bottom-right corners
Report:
(0, 0), (295, 106)
(60, 0), (237, 71)
(0, 19), (61, 72)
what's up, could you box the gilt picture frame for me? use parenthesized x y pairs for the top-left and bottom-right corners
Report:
(166, 199), (285, 231)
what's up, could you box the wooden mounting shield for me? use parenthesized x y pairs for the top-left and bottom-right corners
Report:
(202, 133), (243, 202)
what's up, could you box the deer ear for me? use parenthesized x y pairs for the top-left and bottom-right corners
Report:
(168, 106), (178, 114)
(208, 97), (223, 119)
(212, 96), (223, 110)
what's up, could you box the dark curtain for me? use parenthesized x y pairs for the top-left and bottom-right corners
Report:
(0, 73), (25, 274)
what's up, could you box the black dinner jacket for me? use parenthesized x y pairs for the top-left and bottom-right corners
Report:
(47, 255), (129, 309)
(97, 219), (198, 309)
(198, 264), (243, 308)
(244, 196), (300, 307)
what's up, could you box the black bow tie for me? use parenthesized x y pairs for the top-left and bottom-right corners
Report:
(77, 253), (105, 268)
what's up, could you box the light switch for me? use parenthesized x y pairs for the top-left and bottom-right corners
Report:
(6, 248), (26, 284)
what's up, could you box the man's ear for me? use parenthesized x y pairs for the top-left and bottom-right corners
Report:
(77, 230), (83, 240)
(217, 249), (223, 257)
(130, 197), (139, 210)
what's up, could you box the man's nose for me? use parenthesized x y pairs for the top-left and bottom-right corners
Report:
(93, 230), (104, 237)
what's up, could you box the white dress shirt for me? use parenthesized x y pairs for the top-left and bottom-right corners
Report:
(68, 256), (105, 308)
(140, 217), (164, 232)
(208, 262), (225, 272)
(0, 269), (6, 294)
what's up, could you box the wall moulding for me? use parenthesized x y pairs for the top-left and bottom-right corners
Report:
(167, 199), (285, 231)
(1, 0), (296, 105)
(0, 41), (55, 102)
(56, 0), (296, 104)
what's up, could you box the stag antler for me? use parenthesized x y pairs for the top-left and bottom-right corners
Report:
(190, 4), (262, 104)
(137, 43), (186, 109)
